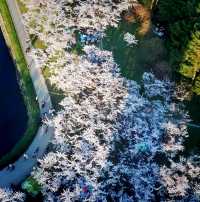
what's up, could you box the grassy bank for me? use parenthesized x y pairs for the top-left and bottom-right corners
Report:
(101, 19), (170, 81)
(0, 0), (40, 168)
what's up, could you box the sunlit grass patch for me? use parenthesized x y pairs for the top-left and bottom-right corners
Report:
(22, 177), (41, 196)
(30, 34), (47, 50)
(17, 0), (28, 14)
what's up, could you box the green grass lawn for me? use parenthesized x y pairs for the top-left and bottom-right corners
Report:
(101, 19), (170, 82)
(72, 19), (169, 82)
(0, 0), (40, 168)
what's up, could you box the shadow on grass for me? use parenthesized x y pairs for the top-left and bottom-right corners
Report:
(42, 67), (65, 111)
(101, 19), (170, 82)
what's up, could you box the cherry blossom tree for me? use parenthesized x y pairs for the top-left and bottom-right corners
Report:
(0, 188), (25, 202)
(7, 0), (199, 201)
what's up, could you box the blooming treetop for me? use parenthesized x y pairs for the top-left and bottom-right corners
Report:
(12, 0), (200, 201)
(31, 45), (198, 201)
(0, 188), (25, 202)
(124, 32), (138, 46)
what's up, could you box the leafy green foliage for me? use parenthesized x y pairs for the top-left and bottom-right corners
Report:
(30, 34), (47, 50)
(17, 0), (28, 14)
(138, 0), (157, 9)
(193, 75), (200, 95)
(22, 177), (41, 196)
(156, 0), (200, 93)
(179, 31), (200, 79)
(102, 20), (169, 81)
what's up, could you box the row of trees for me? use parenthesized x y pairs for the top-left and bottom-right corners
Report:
(1, 0), (199, 201)
(139, 0), (159, 9)
(155, 0), (200, 94)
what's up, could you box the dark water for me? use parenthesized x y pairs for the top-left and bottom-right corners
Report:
(0, 30), (28, 158)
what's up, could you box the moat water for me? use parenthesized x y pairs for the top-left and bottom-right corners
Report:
(0, 30), (28, 158)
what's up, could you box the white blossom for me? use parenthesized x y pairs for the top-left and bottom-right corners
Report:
(12, 1), (200, 201)
(0, 188), (25, 202)
(124, 32), (138, 46)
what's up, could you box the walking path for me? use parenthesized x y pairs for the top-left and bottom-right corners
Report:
(0, 0), (54, 187)
(187, 123), (200, 129)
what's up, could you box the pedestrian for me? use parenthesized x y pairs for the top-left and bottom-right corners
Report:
(42, 101), (46, 108)
(7, 164), (12, 171)
(11, 165), (15, 171)
(34, 147), (39, 154)
(45, 126), (49, 133)
(42, 113), (48, 123)
(48, 108), (55, 118)
(25, 47), (30, 53)
(23, 153), (29, 160)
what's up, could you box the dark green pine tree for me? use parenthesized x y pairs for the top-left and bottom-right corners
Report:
(156, 0), (200, 94)
(180, 29), (200, 80)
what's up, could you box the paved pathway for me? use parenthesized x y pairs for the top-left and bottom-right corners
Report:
(0, 0), (54, 187)
(187, 123), (200, 129)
